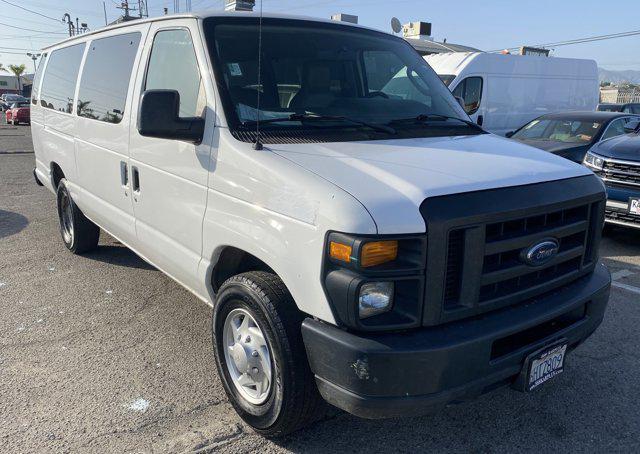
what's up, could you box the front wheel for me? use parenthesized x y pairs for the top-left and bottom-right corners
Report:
(212, 272), (325, 437)
(56, 178), (100, 253)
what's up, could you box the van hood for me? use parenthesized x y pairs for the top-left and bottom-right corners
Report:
(269, 134), (592, 234)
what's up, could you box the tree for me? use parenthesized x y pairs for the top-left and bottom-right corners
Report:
(0, 63), (7, 73)
(8, 64), (26, 92)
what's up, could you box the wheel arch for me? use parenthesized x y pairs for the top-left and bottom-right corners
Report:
(50, 162), (66, 189)
(209, 245), (277, 294)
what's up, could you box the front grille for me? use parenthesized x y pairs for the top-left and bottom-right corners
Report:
(420, 176), (606, 326)
(605, 207), (640, 226)
(601, 160), (640, 187)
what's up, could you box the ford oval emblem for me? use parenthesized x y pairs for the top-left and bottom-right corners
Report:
(521, 239), (560, 267)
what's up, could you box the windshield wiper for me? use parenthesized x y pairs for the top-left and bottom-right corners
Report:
(242, 113), (396, 135)
(389, 114), (484, 131)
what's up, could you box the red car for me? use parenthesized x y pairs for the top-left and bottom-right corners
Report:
(5, 101), (30, 125)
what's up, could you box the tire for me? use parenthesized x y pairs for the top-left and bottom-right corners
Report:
(56, 178), (100, 254)
(212, 271), (325, 437)
(12, 118), (17, 126)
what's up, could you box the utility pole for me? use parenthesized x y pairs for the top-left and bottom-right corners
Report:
(62, 13), (75, 37)
(103, 1), (108, 25)
(116, 1), (148, 21)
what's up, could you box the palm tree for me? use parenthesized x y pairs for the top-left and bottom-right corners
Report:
(8, 64), (26, 93)
(0, 63), (7, 73)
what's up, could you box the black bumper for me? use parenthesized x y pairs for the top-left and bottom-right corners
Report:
(302, 263), (610, 419)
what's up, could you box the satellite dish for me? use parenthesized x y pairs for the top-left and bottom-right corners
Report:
(391, 17), (402, 34)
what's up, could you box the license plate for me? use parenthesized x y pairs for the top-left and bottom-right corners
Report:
(630, 198), (640, 215)
(526, 343), (567, 391)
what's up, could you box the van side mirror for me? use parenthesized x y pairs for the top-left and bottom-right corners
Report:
(505, 131), (515, 138)
(623, 119), (640, 134)
(138, 89), (204, 143)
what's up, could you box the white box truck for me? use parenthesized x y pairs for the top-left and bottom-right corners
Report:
(425, 52), (599, 136)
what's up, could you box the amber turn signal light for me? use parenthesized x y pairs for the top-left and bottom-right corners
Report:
(361, 241), (398, 267)
(329, 241), (352, 263)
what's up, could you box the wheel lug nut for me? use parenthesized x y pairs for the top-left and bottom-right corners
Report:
(251, 351), (259, 357)
(245, 336), (251, 343)
(252, 367), (259, 374)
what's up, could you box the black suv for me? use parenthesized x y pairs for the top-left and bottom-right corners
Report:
(584, 119), (640, 229)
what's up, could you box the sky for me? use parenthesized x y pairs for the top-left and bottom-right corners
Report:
(1, 0), (639, 74)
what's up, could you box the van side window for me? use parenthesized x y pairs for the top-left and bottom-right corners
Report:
(77, 32), (141, 123)
(40, 44), (85, 113)
(452, 77), (482, 115)
(144, 29), (204, 118)
(31, 53), (47, 105)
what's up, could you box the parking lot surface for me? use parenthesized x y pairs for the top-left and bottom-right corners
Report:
(1, 124), (639, 453)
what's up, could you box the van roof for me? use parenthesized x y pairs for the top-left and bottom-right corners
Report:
(41, 10), (382, 51)
(425, 51), (597, 78)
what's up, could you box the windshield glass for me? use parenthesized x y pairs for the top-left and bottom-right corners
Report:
(205, 18), (467, 138)
(438, 74), (455, 86)
(512, 118), (603, 144)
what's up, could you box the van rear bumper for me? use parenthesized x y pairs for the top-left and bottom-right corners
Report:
(301, 263), (610, 419)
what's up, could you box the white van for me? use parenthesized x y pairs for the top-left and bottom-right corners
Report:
(31, 12), (610, 437)
(425, 52), (599, 136)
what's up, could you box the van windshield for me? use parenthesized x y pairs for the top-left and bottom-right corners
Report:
(204, 17), (472, 141)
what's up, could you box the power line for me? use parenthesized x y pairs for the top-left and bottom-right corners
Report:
(0, 21), (67, 34)
(0, 0), (62, 23)
(490, 29), (640, 53)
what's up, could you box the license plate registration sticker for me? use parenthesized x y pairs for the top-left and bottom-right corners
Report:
(630, 198), (640, 215)
(527, 344), (567, 391)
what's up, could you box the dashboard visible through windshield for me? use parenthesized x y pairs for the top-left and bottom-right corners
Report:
(204, 17), (474, 142)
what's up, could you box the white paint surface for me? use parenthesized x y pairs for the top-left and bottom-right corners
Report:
(128, 398), (150, 413)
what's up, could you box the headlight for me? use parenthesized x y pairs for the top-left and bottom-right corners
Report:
(583, 151), (605, 170)
(359, 282), (394, 318)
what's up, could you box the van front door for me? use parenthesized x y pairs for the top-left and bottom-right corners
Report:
(128, 21), (213, 292)
(451, 76), (484, 125)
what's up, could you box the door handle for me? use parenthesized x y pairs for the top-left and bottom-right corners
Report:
(131, 166), (141, 202)
(120, 161), (129, 197)
(132, 166), (140, 193)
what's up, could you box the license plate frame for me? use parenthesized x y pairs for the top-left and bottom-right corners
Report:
(513, 340), (568, 392)
(629, 198), (640, 215)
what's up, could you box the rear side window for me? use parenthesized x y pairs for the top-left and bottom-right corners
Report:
(144, 29), (204, 118)
(77, 32), (141, 123)
(452, 76), (482, 115)
(31, 53), (47, 105)
(40, 44), (85, 113)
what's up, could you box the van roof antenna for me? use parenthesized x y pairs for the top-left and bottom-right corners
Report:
(253, 0), (264, 150)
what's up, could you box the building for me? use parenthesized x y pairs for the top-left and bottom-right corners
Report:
(600, 86), (640, 103)
(402, 21), (480, 56)
(0, 75), (20, 96)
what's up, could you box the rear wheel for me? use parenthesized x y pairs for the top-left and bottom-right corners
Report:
(212, 271), (325, 437)
(12, 118), (18, 125)
(56, 178), (100, 254)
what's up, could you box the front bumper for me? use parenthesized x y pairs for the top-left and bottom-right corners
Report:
(302, 263), (610, 419)
(604, 184), (640, 229)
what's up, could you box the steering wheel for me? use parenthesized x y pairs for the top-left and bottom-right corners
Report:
(366, 91), (389, 99)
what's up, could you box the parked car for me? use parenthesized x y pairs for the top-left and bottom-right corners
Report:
(1, 93), (28, 104)
(583, 118), (640, 229)
(597, 103), (640, 114)
(5, 101), (30, 125)
(31, 12), (611, 436)
(425, 52), (599, 135)
(507, 111), (640, 163)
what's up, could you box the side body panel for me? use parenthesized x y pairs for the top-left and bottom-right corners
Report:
(127, 19), (215, 294)
(73, 23), (150, 245)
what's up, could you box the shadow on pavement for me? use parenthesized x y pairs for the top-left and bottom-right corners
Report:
(0, 209), (29, 239)
(85, 244), (156, 270)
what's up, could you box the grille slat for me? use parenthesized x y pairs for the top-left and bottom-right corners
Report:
(484, 220), (589, 255)
(481, 246), (584, 286)
(602, 160), (640, 187)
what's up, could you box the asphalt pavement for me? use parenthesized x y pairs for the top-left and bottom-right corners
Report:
(1, 124), (639, 453)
